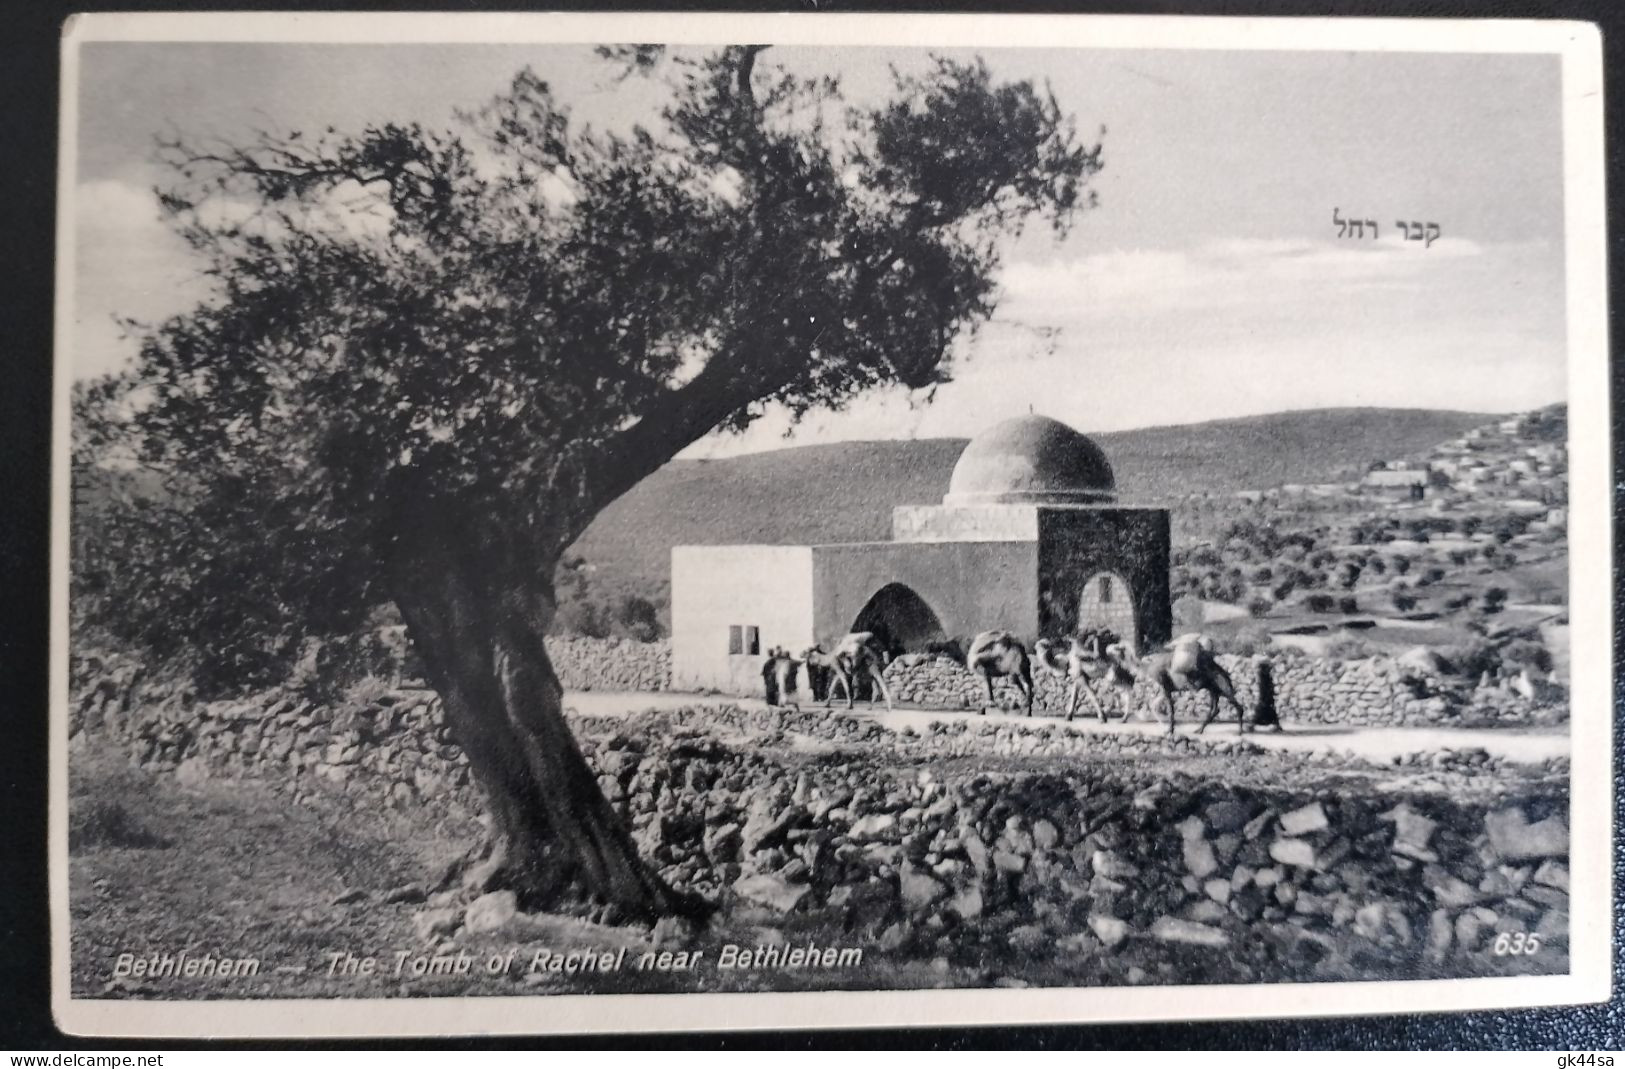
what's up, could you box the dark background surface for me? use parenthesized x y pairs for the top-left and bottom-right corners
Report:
(2, 0), (1619, 1050)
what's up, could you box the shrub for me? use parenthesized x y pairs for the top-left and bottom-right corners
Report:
(555, 598), (612, 639)
(1246, 595), (1273, 619)
(1481, 587), (1509, 614)
(1391, 591), (1419, 612)
(69, 799), (169, 850)
(1283, 532), (1318, 554)
(1188, 545), (1222, 568)
(1494, 516), (1529, 543)
(1403, 521), (1434, 544)
(72, 464), (363, 698)
(1304, 593), (1336, 613)
(1500, 638), (1552, 674)
(1441, 639), (1500, 679)
(1337, 596), (1358, 614)
(1168, 564), (1197, 600)
(616, 595), (665, 642)
(286, 634), (399, 702)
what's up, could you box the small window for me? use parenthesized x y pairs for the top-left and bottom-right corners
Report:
(1099, 576), (1113, 603)
(728, 625), (761, 656)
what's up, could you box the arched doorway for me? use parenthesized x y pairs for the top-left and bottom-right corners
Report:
(1078, 570), (1138, 653)
(850, 582), (948, 659)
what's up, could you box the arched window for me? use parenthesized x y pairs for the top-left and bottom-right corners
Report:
(1079, 570), (1137, 653)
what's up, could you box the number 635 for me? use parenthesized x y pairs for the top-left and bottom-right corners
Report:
(1493, 932), (1542, 956)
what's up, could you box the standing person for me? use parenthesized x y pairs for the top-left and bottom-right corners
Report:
(761, 647), (782, 706)
(1252, 657), (1282, 730)
(775, 650), (800, 707)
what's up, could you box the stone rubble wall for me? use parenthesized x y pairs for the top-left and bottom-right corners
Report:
(547, 636), (671, 692)
(880, 650), (1565, 728)
(589, 725), (1568, 984)
(95, 630), (1561, 728)
(471, 635), (1571, 728)
(69, 648), (1570, 983)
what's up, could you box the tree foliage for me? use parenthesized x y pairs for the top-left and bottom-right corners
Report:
(79, 47), (1100, 691)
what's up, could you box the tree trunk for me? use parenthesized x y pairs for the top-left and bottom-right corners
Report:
(389, 528), (707, 923)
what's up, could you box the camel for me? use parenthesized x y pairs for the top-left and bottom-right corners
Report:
(1104, 634), (1250, 735)
(1033, 634), (1135, 722)
(801, 631), (894, 712)
(963, 630), (1036, 717)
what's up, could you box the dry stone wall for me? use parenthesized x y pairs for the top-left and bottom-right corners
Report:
(547, 636), (670, 692)
(70, 650), (1570, 983)
(880, 650), (1565, 728)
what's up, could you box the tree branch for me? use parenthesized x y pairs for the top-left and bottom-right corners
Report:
(735, 45), (765, 112)
(561, 353), (763, 546)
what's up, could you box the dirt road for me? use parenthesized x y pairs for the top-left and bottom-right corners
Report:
(563, 689), (1569, 765)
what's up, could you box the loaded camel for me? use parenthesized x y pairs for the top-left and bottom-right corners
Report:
(1104, 633), (1252, 735)
(960, 630), (1037, 716)
(1033, 630), (1135, 722)
(801, 631), (894, 712)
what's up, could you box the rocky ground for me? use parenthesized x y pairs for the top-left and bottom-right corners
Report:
(71, 694), (1570, 1001)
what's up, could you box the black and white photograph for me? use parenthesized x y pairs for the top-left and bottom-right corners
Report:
(51, 12), (1611, 1037)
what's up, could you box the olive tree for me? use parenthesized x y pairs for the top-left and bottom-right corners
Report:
(87, 45), (1101, 920)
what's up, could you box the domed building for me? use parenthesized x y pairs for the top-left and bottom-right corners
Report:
(671, 416), (1171, 694)
(942, 414), (1117, 506)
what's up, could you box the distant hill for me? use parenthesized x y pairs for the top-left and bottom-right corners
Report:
(570, 407), (1497, 603)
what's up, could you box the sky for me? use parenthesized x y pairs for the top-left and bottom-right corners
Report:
(72, 42), (1568, 457)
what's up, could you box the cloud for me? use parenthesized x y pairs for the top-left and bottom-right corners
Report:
(70, 176), (400, 379)
(72, 180), (206, 379)
(72, 174), (1564, 454)
(998, 235), (1488, 318)
(687, 233), (1564, 455)
(78, 178), (167, 237)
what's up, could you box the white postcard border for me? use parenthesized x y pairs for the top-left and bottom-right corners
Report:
(50, 10), (1611, 1038)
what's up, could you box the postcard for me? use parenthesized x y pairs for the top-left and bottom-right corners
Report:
(52, 11), (1609, 1037)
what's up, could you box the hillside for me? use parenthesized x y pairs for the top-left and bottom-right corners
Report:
(570, 407), (1496, 603)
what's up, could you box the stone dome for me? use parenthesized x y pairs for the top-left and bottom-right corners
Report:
(943, 415), (1115, 506)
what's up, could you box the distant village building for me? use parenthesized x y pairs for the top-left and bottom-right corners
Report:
(1361, 467), (1430, 500)
(671, 416), (1172, 693)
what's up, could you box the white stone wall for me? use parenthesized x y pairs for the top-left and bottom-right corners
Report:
(670, 545), (816, 692)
